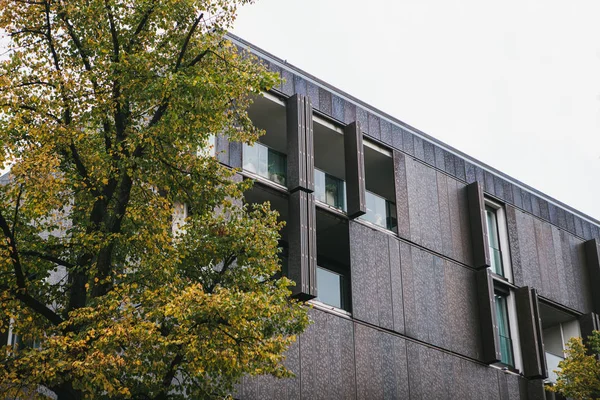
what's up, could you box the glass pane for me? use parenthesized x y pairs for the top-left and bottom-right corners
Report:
(486, 207), (504, 276)
(495, 294), (514, 366)
(364, 191), (387, 229)
(242, 143), (259, 174)
(243, 143), (287, 186)
(268, 148), (287, 185)
(325, 174), (345, 210)
(545, 352), (564, 383)
(386, 199), (397, 232)
(316, 266), (343, 309)
(314, 169), (327, 204)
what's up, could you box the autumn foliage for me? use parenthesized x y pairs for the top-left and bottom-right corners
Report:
(550, 331), (600, 399)
(0, 0), (309, 398)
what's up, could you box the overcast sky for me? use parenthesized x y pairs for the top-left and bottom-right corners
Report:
(232, 0), (600, 221)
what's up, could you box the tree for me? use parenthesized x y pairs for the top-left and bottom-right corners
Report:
(549, 331), (600, 399)
(0, 0), (309, 398)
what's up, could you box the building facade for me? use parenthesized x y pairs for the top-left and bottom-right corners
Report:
(225, 34), (600, 400)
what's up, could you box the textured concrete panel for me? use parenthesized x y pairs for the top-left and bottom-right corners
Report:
(281, 69), (294, 95)
(434, 145), (445, 170)
(522, 190), (533, 213)
(367, 113), (381, 140)
(405, 155), (421, 245)
(455, 156), (466, 182)
(413, 136), (425, 161)
(375, 230), (394, 330)
(380, 119), (392, 146)
(402, 129), (414, 156)
(531, 195), (540, 218)
(512, 185), (523, 209)
(354, 323), (383, 400)
(388, 236), (405, 334)
(399, 242), (417, 338)
(494, 176), (505, 200)
(484, 170), (495, 195)
(332, 95), (344, 122)
(294, 76), (307, 96)
(465, 161), (476, 183)
(566, 212), (575, 234)
(503, 181), (514, 204)
(538, 199), (549, 221)
(318, 87), (332, 116)
(506, 206), (524, 286)
(444, 151), (457, 176)
(393, 151), (411, 239)
(437, 172), (453, 258)
(356, 107), (368, 132)
(343, 101), (357, 125)
(349, 222), (378, 325)
(423, 140), (435, 166)
(418, 162), (442, 254)
(307, 81), (319, 106)
(391, 125), (403, 150)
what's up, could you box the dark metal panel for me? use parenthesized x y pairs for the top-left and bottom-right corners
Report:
(476, 268), (501, 363)
(287, 191), (316, 300)
(286, 94), (306, 192)
(344, 121), (367, 218)
(515, 287), (547, 379)
(467, 181), (491, 269)
(584, 239), (600, 313)
(304, 96), (315, 192)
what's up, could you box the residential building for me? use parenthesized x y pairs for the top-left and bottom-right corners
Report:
(225, 34), (600, 400)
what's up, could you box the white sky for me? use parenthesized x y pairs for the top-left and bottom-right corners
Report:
(232, 0), (600, 221)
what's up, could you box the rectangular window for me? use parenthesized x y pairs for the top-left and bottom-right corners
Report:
(316, 266), (344, 309)
(495, 292), (515, 367)
(540, 303), (581, 383)
(314, 169), (346, 211)
(363, 191), (397, 232)
(486, 206), (504, 276)
(243, 142), (287, 186)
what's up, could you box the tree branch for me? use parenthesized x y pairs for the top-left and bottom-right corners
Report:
(21, 250), (77, 269)
(174, 13), (203, 71)
(124, 1), (156, 53)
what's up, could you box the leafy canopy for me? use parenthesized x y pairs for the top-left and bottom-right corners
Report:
(550, 331), (600, 400)
(0, 0), (309, 398)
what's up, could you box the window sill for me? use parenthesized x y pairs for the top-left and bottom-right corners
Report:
(308, 300), (352, 318)
(355, 218), (398, 237)
(315, 200), (348, 218)
(241, 171), (288, 194)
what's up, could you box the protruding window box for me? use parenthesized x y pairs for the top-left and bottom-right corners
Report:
(314, 168), (346, 212)
(361, 191), (397, 232)
(242, 142), (287, 186)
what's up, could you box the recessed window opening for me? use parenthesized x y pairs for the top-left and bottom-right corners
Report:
(539, 302), (581, 384)
(361, 140), (397, 232)
(314, 209), (351, 312)
(313, 117), (346, 212)
(244, 94), (287, 186)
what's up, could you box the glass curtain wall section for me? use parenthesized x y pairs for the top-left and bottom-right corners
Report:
(363, 191), (397, 232)
(486, 206), (504, 276)
(314, 168), (346, 211)
(242, 142), (287, 186)
(495, 293), (515, 367)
